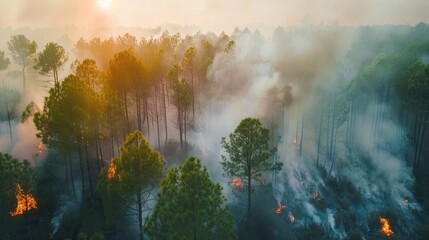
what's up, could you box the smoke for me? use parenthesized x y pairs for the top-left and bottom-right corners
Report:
(50, 195), (80, 235)
(1, 0), (429, 31)
(184, 25), (421, 238)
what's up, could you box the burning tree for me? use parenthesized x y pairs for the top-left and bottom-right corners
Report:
(98, 131), (165, 240)
(379, 217), (394, 237)
(145, 157), (235, 240)
(10, 184), (38, 216)
(0, 153), (36, 237)
(221, 118), (282, 226)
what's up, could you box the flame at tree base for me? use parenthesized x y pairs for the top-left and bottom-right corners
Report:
(275, 203), (286, 214)
(107, 162), (121, 180)
(231, 178), (243, 188)
(379, 217), (394, 237)
(10, 184), (38, 216)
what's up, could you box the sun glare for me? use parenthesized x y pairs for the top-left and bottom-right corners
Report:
(98, 0), (111, 10)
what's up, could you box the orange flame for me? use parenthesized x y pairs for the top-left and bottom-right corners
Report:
(379, 217), (394, 236)
(38, 142), (44, 154)
(288, 211), (295, 222)
(10, 184), (38, 216)
(107, 162), (118, 180)
(275, 203), (286, 214)
(231, 178), (243, 188)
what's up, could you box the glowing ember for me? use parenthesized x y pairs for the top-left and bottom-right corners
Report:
(288, 211), (295, 222)
(275, 203), (286, 214)
(231, 178), (243, 188)
(107, 162), (119, 180)
(379, 217), (394, 237)
(311, 192), (318, 199)
(38, 142), (44, 154)
(10, 184), (38, 216)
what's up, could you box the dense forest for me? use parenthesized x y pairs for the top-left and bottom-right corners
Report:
(0, 23), (429, 240)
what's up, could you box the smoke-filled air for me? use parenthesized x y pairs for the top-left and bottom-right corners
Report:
(1, 1), (429, 240)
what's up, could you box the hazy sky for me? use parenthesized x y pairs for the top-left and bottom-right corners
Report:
(0, 0), (428, 30)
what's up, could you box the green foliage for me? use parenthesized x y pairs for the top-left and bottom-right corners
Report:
(221, 118), (281, 179)
(0, 50), (10, 71)
(107, 49), (145, 95)
(21, 101), (40, 123)
(34, 74), (95, 153)
(98, 131), (165, 237)
(182, 46), (196, 72)
(34, 42), (68, 83)
(0, 152), (36, 237)
(0, 153), (35, 208)
(72, 58), (100, 89)
(145, 157), (236, 240)
(224, 40), (236, 53)
(7, 34), (37, 67)
(406, 61), (429, 109)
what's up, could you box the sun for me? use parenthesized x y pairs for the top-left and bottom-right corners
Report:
(97, 0), (112, 10)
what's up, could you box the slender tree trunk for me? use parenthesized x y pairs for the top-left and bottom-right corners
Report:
(299, 114), (304, 156)
(77, 141), (86, 200)
(316, 108), (323, 166)
(137, 193), (144, 240)
(69, 154), (77, 200)
(416, 104), (429, 170)
(329, 127), (339, 176)
(93, 119), (100, 173)
(324, 97), (331, 168)
(83, 130), (93, 197)
(247, 174), (252, 228)
(3, 80), (13, 145)
(22, 66), (26, 91)
(145, 98), (150, 138)
(329, 95), (337, 164)
(64, 156), (70, 194)
(163, 79), (168, 145)
(154, 84), (161, 149)
(191, 69), (194, 120)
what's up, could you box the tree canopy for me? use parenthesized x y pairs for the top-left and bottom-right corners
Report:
(145, 157), (235, 240)
(7, 34), (37, 90)
(221, 118), (282, 224)
(35, 42), (68, 85)
(98, 131), (165, 240)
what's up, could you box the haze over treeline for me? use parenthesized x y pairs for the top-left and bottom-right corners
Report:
(1, 1), (429, 240)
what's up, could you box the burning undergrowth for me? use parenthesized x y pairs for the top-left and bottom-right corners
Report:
(190, 27), (424, 239)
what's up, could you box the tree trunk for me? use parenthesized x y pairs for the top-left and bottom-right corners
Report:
(191, 69), (194, 120)
(324, 97), (331, 168)
(416, 103), (429, 170)
(22, 66), (26, 91)
(137, 193), (144, 240)
(316, 107), (323, 166)
(64, 156), (70, 194)
(77, 141), (86, 200)
(69, 154), (77, 200)
(163, 78), (168, 145)
(299, 114), (304, 156)
(83, 130), (93, 197)
(247, 175), (252, 228)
